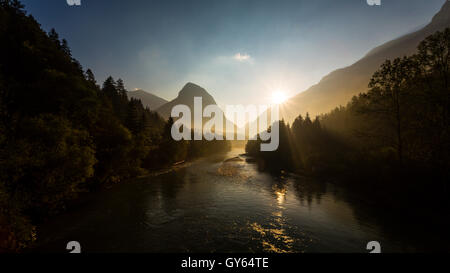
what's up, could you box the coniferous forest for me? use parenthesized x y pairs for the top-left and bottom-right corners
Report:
(0, 0), (229, 251)
(247, 28), (449, 211)
(1, 0), (450, 254)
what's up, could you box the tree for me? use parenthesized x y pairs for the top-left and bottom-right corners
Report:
(48, 28), (60, 47)
(1, 114), (96, 217)
(0, 0), (25, 14)
(367, 57), (417, 164)
(0, 0), (232, 251)
(417, 29), (450, 92)
(116, 78), (127, 97)
(61, 39), (71, 57)
(85, 69), (97, 86)
(102, 76), (117, 97)
(126, 98), (141, 135)
(90, 110), (134, 184)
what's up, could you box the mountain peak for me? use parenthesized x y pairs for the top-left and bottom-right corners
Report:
(183, 82), (201, 89)
(178, 82), (215, 101)
(156, 83), (217, 119)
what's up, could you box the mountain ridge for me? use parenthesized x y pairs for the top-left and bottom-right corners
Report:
(283, 0), (450, 121)
(127, 89), (168, 111)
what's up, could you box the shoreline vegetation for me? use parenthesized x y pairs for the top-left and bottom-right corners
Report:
(0, 1), (230, 252)
(246, 29), (450, 219)
(0, 0), (449, 253)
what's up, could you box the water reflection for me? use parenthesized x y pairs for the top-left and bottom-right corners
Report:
(34, 149), (447, 253)
(247, 179), (295, 253)
(273, 184), (287, 206)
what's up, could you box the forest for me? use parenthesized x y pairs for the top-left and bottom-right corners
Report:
(1, 0), (449, 253)
(247, 28), (449, 212)
(0, 0), (229, 252)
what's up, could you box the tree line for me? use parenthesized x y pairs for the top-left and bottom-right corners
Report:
(247, 28), (450, 211)
(0, 0), (229, 252)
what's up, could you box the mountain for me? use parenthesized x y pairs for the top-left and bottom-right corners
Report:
(156, 83), (235, 135)
(282, 0), (450, 121)
(156, 82), (217, 120)
(127, 89), (168, 111)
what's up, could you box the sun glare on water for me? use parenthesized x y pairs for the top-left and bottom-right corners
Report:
(271, 91), (288, 104)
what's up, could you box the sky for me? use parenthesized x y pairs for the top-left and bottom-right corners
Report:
(22, 0), (446, 107)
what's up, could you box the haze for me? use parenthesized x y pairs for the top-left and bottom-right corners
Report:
(22, 0), (444, 107)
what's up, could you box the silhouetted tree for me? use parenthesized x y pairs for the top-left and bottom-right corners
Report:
(0, 1), (227, 251)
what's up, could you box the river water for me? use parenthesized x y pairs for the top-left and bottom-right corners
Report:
(35, 149), (442, 253)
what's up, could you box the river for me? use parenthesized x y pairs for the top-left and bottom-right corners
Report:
(34, 149), (442, 253)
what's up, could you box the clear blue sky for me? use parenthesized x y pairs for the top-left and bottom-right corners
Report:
(22, 0), (445, 106)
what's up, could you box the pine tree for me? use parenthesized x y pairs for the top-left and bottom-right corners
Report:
(304, 113), (312, 127)
(102, 76), (117, 98)
(0, 0), (25, 14)
(126, 99), (141, 135)
(116, 79), (127, 97)
(85, 69), (97, 86)
(48, 28), (60, 47)
(61, 39), (71, 57)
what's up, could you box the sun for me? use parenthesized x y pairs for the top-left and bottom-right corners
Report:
(271, 91), (288, 104)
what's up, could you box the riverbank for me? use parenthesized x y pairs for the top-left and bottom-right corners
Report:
(30, 148), (449, 253)
(242, 152), (450, 237)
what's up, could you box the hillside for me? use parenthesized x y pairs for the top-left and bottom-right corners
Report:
(283, 0), (450, 120)
(127, 89), (168, 111)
